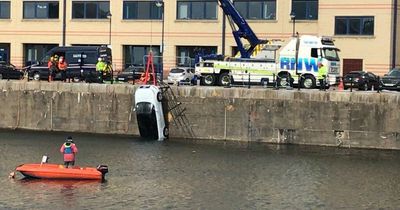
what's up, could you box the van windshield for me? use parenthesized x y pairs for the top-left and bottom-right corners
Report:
(41, 55), (51, 63)
(322, 48), (340, 61)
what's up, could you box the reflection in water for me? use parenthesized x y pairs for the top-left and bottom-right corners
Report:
(15, 178), (105, 208)
(1, 130), (400, 209)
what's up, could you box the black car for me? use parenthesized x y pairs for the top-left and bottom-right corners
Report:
(0, 63), (24, 80)
(116, 66), (145, 82)
(343, 71), (379, 90)
(381, 68), (400, 91)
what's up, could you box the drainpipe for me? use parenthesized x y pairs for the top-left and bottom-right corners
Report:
(62, 0), (66, 46)
(392, 0), (398, 68)
(222, 14), (226, 56)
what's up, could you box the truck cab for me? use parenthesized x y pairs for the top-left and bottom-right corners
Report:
(279, 35), (340, 87)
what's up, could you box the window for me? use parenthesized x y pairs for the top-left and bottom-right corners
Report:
(0, 43), (10, 63)
(123, 1), (162, 20)
(176, 46), (217, 67)
(335, 16), (374, 35)
(292, 0), (318, 20)
(72, 1), (109, 19)
(123, 45), (160, 70)
(24, 44), (58, 66)
(23, 1), (59, 19)
(311, 48), (318, 58)
(177, 0), (217, 20)
(234, 0), (276, 20)
(0, 1), (10, 19)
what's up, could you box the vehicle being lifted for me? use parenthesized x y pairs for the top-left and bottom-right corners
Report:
(134, 85), (168, 141)
(134, 53), (168, 141)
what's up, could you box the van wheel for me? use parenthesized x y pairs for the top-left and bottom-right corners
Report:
(33, 72), (40, 81)
(163, 127), (169, 139)
(73, 77), (80, 82)
(157, 92), (163, 102)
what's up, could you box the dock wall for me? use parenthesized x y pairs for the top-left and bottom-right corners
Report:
(0, 81), (399, 150)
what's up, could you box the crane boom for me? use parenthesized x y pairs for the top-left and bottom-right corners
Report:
(218, 0), (266, 58)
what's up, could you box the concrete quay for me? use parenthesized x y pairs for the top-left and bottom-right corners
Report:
(0, 80), (399, 150)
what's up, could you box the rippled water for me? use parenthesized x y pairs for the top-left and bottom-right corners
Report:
(1, 130), (400, 209)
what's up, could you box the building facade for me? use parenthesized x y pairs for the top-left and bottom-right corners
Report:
(0, 0), (398, 76)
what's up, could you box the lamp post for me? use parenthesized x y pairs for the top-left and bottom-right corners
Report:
(290, 11), (296, 37)
(155, 0), (164, 81)
(290, 12), (299, 89)
(107, 12), (112, 84)
(107, 12), (112, 46)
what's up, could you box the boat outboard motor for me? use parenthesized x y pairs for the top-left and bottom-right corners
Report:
(96, 165), (109, 180)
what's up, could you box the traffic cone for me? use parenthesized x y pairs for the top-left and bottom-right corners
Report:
(338, 78), (344, 91)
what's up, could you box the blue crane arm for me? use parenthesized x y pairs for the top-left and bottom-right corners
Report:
(218, 0), (265, 58)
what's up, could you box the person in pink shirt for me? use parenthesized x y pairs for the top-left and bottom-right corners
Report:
(59, 136), (78, 168)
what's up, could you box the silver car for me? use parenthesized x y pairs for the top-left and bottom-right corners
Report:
(167, 67), (195, 84)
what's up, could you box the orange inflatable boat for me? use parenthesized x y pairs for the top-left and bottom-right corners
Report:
(16, 163), (108, 180)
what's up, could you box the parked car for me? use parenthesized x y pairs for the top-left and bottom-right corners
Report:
(343, 71), (379, 90)
(167, 67), (196, 85)
(380, 68), (400, 91)
(0, 63), (24, 80)
(116, 66), (145, 82)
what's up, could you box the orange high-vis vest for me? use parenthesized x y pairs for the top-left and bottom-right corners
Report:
(58, 61), (68, 71)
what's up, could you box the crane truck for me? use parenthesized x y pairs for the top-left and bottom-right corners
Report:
(195, 0), (341, 89)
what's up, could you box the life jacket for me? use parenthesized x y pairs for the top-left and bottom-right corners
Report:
(63, 143), (73, 154)
(58, 61), (68, 71)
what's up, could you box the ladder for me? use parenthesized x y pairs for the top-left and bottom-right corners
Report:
(159, 82), (195, 139)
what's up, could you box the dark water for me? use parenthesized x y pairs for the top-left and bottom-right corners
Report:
(1, 130), (400, 209)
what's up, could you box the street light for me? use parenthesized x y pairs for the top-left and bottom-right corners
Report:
(155, 0), (164, 80)
(107, 12), (112, 46)
(106, 12), (113, 84)
(290, 11), (296, 37)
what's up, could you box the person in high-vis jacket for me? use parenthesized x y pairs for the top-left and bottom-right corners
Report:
(59, 136), (78, 168)
(317, 62), (328, 91)
(96, 57), (107, 83)
(47, 56), (58, 82)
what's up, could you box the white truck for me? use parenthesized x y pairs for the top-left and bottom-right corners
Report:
(196, 35), (341, 89)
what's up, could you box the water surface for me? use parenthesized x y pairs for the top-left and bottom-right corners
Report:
(0, 130), (399, 209)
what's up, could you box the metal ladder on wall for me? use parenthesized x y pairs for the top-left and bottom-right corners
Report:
(159, 82), (195, 138)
